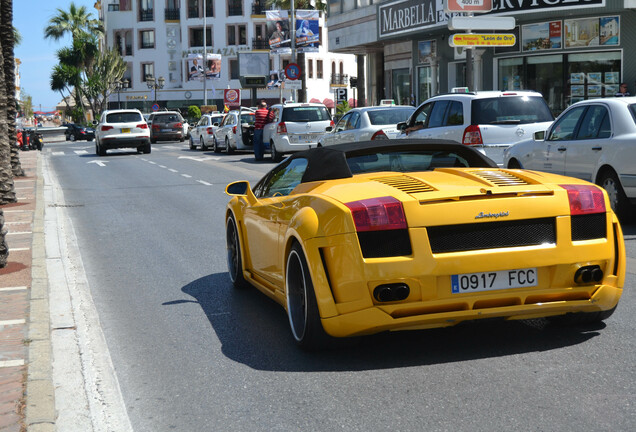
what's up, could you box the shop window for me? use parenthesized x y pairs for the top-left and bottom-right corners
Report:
(499, 58), (523, 91)
(568, 51), (621, 102)
(527, 54), (563, 114)
(392, 68), (411, 106)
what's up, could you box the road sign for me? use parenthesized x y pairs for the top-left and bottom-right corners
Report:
(152, 104), (159, 111)
(449, 16), (515, 31)
(285, 63), (301, 80)
(445, 0), (492, 13)
(449, 33), (516, 47)
(334, 88), (348, 106)
(283, 80), (302, 90)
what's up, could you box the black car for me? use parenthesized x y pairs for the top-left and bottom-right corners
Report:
(65, 123), (95, 141)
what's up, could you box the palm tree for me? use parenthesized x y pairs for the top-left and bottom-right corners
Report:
(2, 0), (24, 177)
(44, 2), (102, 44)
(0, 2), (12, 268)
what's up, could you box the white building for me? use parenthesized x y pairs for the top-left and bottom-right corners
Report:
(98, 0), (358, 113)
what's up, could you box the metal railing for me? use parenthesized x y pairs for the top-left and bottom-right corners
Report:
(252, 2), (267, 15)
(252, 38), (269, 50)
(165, 7), (180, 20)
(330, 74), (349, 85)
(139, 9), (153, 21)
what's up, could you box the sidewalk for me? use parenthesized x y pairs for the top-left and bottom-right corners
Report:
(1, 149), (54, 432)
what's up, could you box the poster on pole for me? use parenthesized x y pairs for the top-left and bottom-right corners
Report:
(186, 53), (222, 81)
(295, 10), (320, 53)
(267, 11), (291, 53)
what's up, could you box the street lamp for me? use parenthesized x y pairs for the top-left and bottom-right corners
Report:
(115, 79), (129, 109)
(146, 75), (165, 106)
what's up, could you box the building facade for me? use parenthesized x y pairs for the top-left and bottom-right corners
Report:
(99, 0), (358, 112)
(328, 0), (636, 115)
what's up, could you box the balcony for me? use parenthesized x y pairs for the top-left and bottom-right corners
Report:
(252, 2), (267, 15)
(141, 42), (155, 49)
(252, 37), (269, 50)
(108, 3), (119, 12)
(139, 8), (153, 21)
(330, 74), (349, 86)
(165, 7), (180, 20)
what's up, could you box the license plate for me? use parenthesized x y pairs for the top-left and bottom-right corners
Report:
(121, 128), (131, 133)
(291, 134), (317, 143)
(451, 268), (537, 294)
(162, 129), (172, 132)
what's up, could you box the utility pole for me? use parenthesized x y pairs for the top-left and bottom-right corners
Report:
(291, 1), (296, 102)
(203, 0), (208, 105)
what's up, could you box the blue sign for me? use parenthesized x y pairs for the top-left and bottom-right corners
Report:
(152, 104), (160, 111)
(285, 63), (301, 81)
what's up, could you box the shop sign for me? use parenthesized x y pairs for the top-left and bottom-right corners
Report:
(224, 89), (241, 108)
(449, 33), (516, 47)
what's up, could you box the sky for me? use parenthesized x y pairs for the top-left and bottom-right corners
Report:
(14, 0), (98, 112)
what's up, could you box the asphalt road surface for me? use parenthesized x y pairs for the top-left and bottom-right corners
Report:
(44, 140), (636, 432)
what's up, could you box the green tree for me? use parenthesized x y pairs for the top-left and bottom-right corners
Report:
(188, 105), (202, 121)
(84, 47), (126, 117)
(44, 2), (102, 43)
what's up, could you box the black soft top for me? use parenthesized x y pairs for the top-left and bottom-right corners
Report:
(289, 139), (497, 183)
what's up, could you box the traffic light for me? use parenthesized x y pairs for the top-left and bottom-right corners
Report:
(350, 77), (357, 87)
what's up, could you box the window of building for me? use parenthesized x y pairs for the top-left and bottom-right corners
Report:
(140, 30), (155, 49)
(228, 0), (243, 16)
(142, 63), (154, 82)
(118, 0), (132, 11)
(253, 23), (267, 49)
(230, 59), (239, 79)
(187, 0), (214, 18)
(392, 68), (411, 106)
(308, 59), (313, 79)
(227, 24), (247, 46)
(115, 30), (133, 56)
(317, 60), (323, 79)
(189, 26), (213, 47)
(139, 0), (153, 21)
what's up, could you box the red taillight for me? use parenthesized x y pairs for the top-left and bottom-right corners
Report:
(371, 129), (388, 140)
(463, 125), (483, 145)
(137, 123), (148, 129)
(277, 122), (287, 134)
(345, 197), (407, 232)
(329, 120), (335, 128)
(206, 127), (214, 134)
(101, 125), (113, 131)
(232, 126), (237, 134)
(560, 185), (606, 215)
(175, 122), (182, 128)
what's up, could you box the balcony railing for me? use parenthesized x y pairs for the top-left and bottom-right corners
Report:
(252, 38), (269, 50)
(228, 3), (243, 16)
(252, 2), (267, 15)
(188, 6), (198, 18)
(165, 7), (180, 20)
(139, 9), (153, 21)
(141, 42), (155, 49)
(330, 74), (349, 86)
(108, 4), (119, 11)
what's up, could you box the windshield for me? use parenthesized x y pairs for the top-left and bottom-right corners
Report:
(106, 112), (143, 123)
(346, 150), (477, 174)
(367, 107), (415, 125)
(471, 96), (553, 125)
(282, 106), (331, 122)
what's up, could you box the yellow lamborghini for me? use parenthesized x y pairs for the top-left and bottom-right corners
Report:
(225, 140), (625, 350)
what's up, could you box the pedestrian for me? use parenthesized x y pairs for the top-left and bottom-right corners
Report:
(615, 82), (630, 97)
(253, 100), (270, 161)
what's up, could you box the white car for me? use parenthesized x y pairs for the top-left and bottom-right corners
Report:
(397, 90), (554, 165)
(318, 105), (415, 146)
(189, 113), (225, 151)
(262, 102), (333, 162)
(94, 109), (150, 156)
(213, 109), (255, 154)
(504, 96), (636, 220)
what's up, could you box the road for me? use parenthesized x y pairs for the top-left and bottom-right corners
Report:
(44, 140), (636, 432)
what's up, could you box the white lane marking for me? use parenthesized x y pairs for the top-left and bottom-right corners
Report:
(148, 161), (157, 165)
(0, 286), (28, 292)
(168, 169), (178, 173)
(8, 248), (30, 252)
(6, 231), (32, 235)
(158, 165), (167, 168)
(196, 180), (212, 186)
(178, 156), (220, 162)
(181, 174), (192, 178)
(52, 151), (65, 156)
(74, 150), (89, 155)
(0, 319), (26, 326)
(0, 360), (25, 368)
(87, 160), (108, 167)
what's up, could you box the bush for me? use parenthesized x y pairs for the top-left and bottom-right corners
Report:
(188, 105), (201, 120)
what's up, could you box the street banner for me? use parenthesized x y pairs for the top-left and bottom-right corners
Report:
(295, 10), (320, 53)
(186, 53), (222, 81)
(267, 11), (291, 53)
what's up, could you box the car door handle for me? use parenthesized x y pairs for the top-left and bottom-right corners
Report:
(592, 146), (602, 151)
(557, 147), (566, 152)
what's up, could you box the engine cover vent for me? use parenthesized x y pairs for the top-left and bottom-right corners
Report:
(470, 170), (530, 186)
(372, 175), (435, 194)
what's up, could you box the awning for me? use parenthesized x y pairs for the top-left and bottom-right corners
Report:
(309, 98), (321, 103)
(322, 98), (334, 108)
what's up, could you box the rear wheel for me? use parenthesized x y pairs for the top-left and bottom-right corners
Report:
(271, 142), (283, 162)
(507, 158), (522, 169)
(96, 142), (106, 156)
(226, 215), (249, 289)
(189, 136), (196, 150)
(143, 142), (151, 154)
(286, 242), (330, 350)
(598, 169), (631, 221)
(69, 134), (76, 142)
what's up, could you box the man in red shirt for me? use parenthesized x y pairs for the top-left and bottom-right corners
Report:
(253, 100), (270, 161)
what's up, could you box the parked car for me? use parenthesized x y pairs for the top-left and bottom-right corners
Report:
(64, 123), (95, 141)
(262, 102), (334, 162)
(225, 140), (625, 350)
(93, 109), (151, 156)
(190, 113), (226, 151)
(318, 105), (415, 146)
(504, 96), (636, 220)
(149, 111), (185, 143)
(213, 109), (255, 154)
(397, 90), (554, 165)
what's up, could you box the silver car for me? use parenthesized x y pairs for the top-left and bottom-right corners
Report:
(504, 96), (636, 220)
(318, 106), (415, 146)
(189, 113), (225, 151)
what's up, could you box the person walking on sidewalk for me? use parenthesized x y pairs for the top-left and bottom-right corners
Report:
(253, 101), (270, 161)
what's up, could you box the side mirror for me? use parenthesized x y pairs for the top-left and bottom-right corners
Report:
(92, 120), (98, 126)
(397, 122), (406, 132)
(226, 181), (249, 196)
(533, 130), (546, 141)
(213, 122), (220, 127)
(325, 126), (333, 132)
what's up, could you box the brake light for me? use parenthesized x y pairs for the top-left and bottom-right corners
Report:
(152, 124), (160, 130)
(101, 125), (113, 131)
(207, 127), (214, 134)
(277, 122), (288, 134)
(329, 120), (335, 128)
(137, 123), (148, 129)
(345, 197), (407, 232)
(175, 122), (182, 128)
(560, 185), (606, 215)
(463, 125), (483, 145)
(232, 126), (237, 134)
(371, 129), (388, 140)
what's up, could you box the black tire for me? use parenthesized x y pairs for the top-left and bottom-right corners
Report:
(151, 137), (157, 144)
(143, 143), (151, 154)
(271, 142), (283, 162)
(201, 136), (208, 151)
(189, 136), (196, 150)
(507, 158), (522, 169)
(286, 242), (331, 350)
(598, 169), (631, 221)
(96, 142), (106, 156)
(225, 137), (234, 154)
(548, 306), (617, 326)
(65, 134), (70, 141)
(69, 134), (76, 142)
(226, 215), (249, 289)
(213, 137), (221, 153)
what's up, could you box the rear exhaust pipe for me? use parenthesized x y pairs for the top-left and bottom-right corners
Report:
(373, 283), (410, 302)
(574, 265), (603, 285)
